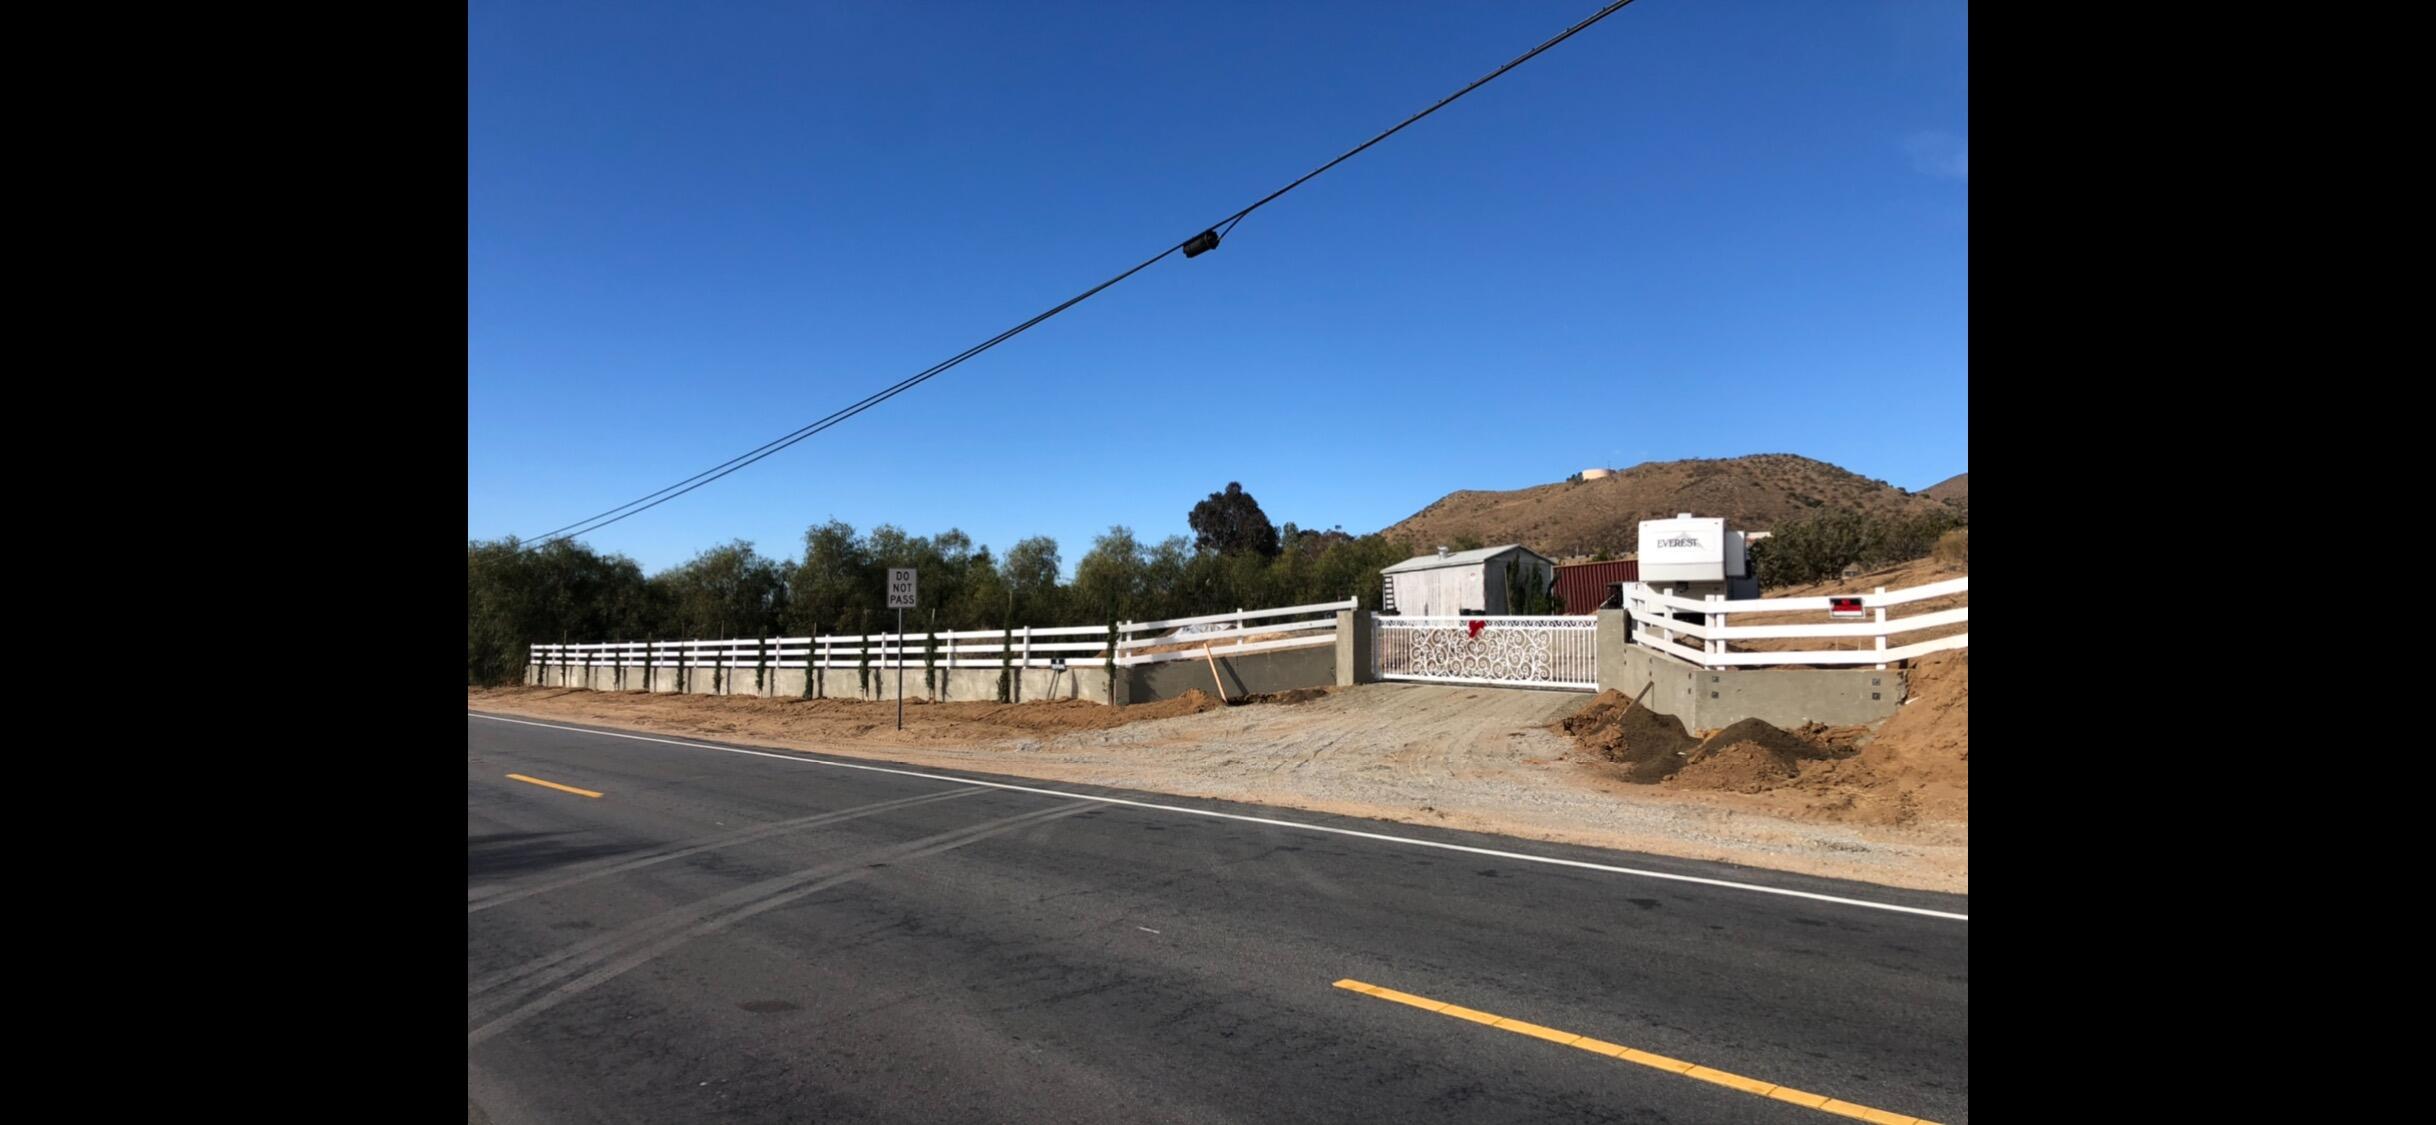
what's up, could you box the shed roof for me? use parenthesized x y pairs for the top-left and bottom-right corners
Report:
(1379, 544), (1553, 575)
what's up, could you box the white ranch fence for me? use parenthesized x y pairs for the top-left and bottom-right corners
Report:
(528, 599), (1356, 677)
(1373, 615), (1599, 690)
(1623, 577), (1968, 670)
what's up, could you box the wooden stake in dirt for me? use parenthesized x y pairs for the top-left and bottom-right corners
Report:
(1203, 641), (1229, 704)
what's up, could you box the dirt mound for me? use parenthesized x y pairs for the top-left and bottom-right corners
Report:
(1793, 721), (1873, 753)
(1556, 691), (1698, 781)
(1669, 718), (1853, 793)
(1553, 692), (1963, 828)
(1652, 655), (1966, 825)
(1835, 651), (1968, 823)
(1873, 651), (1967, 765)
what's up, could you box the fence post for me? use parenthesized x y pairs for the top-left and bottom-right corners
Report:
(1874, 587), (1888, 671)
(1713, 594), (1729, 672)
(1019, 625), (1032, 701)
(1706, 593), (1721, 669)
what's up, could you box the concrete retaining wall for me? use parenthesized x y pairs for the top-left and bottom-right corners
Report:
(1129, 645), (1335, 703)
(1593, 609), (1904, 730)
(527, 608), (1908, 728)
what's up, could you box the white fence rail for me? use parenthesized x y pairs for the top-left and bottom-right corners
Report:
(1373, 615), (1599, 690)
(528, 599), (1356, 676)
(1623, 577), (1967, 669)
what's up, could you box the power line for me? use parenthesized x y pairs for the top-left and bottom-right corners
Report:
(521, 0), (1642, 549)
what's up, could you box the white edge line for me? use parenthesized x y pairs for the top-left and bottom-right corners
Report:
(468, 711), (1967, 922)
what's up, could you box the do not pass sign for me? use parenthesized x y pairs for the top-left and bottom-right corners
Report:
(888, 568), (918, 609)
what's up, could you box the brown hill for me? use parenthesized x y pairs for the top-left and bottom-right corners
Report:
(1377, 454), (1948, 559)
(1924, 472), (1968, 508)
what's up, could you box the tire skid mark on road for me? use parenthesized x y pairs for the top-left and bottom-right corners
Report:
(467, 801), (1091, 1046)
(469, 786), (987, 913)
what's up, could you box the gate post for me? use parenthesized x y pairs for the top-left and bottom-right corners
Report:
(1595, 608), (1628, 694)
(1336, 610), (1376, 686)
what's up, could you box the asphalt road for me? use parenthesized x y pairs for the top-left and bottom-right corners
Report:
(468, 711), (1967, 1124)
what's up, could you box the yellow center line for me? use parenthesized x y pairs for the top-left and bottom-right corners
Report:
(1332, 979), (1937, 1125)
(505, 773), (603, 799)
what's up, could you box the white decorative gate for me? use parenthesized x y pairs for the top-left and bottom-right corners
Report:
(1372, 615), (1598, 690)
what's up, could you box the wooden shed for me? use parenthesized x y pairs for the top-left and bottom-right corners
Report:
(1379, 545), (1557, 616)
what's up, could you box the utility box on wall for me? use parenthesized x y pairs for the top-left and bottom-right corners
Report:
(1636, 513), (1758, 600)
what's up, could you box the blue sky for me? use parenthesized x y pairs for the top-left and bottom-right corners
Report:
(469, 1), (1967, 575)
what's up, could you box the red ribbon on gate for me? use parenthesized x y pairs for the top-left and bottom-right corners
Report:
(1467, 619), (1486, 639)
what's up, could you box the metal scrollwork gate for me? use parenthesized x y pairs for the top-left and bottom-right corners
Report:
(1372, 615), (1597, 690)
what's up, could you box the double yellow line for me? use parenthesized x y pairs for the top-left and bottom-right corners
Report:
(1333, 979), (1938, 1125)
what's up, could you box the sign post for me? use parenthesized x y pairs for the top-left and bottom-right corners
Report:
(888, 568), (918, 729)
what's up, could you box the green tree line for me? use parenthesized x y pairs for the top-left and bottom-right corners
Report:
(470, 518), (1411, 685)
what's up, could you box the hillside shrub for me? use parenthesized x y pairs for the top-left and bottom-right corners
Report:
(1933, 528), (1969, 566)
(1753, 508), (1967, 588)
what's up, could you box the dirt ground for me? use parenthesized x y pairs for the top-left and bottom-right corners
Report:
(1555, 650), (1968, 829)
(468, 676), (1966, 893)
